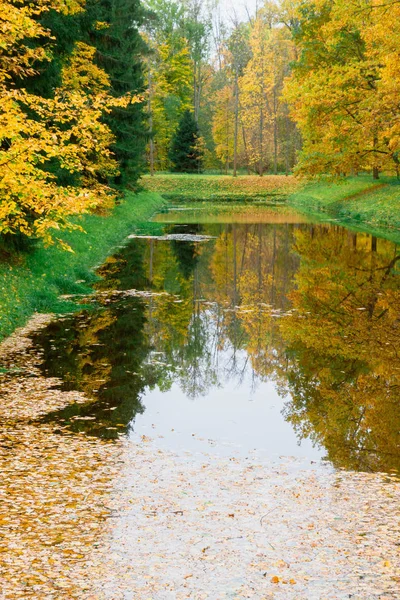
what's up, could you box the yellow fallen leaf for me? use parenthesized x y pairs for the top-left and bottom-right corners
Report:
(383, 561), (392, 568)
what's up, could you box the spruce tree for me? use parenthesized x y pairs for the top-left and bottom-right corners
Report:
(10, 3), (83, 98)
(169, 110), (203, 173)
(14, 1), (149, 187)
(86, 0), (149, 186)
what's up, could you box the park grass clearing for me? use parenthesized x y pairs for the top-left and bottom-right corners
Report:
(0, 191), (165, 342)
(142, 173), (298, 202)
(144, 172), (400, 237)
(288, 175), (400, 235)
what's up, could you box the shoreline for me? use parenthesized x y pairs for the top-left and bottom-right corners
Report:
(2, 174), (400, 344)
(143, 173), (400, 241)
(288, 176), (400, 243)
(0, 190), (165, 344)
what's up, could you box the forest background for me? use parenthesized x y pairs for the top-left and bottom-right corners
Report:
(1, 0), (400, 247)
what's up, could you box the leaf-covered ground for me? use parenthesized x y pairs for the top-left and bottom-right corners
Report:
(1, 316), (399, 599)
(0, 316), (122, 599)
(142, 174), (298, 202)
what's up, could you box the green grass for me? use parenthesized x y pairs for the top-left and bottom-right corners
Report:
(142, 173), (298, 202)
(289, 176), (400, 234)
(3, 173), (400, 343)
(0, 191), (165, 342)
(145, 172), (400, 240)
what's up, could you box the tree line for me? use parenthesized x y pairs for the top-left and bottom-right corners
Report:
(1, 0), (400, 244)
(146, 0), (400, 179)
(0, 0), (147, 246)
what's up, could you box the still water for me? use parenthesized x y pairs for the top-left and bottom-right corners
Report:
(34, 208), (400, 473)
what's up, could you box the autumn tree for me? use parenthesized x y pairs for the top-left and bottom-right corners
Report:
(226, 23), (251, 176)
(0, 0), (143, 247)
(239, 7), (298, 176)
(212, 84), (236, 172)
(184, 0), (211, 123)
(210, 3), (299, 175)
(143, 0), (193, 170)
(285, 0), (400, 178)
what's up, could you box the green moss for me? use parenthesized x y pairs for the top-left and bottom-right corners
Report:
(0, 191), (165, 342)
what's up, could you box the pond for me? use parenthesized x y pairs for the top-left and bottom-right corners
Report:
(1, 205), (400, 599)
(32, 206), (400, 473)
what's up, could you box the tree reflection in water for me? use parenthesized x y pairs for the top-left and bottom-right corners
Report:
(34, 221), (400, 473)
(279, 227), (400, 473)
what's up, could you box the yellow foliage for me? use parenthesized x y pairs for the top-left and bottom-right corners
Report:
(62, 42), (110, 93)
(144, 32), (193, 171)
(285, 0), (400, 177)
(0, 1), (141, 245)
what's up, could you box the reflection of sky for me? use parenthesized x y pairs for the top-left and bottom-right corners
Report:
(130, 227), (323, 464)
(131, 345), (323, 463)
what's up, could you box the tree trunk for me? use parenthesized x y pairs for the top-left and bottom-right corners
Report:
(193, 65), (201, 123)
(233, 71), (239, 178)
(273, 85), (278, 175)
(372, 136), (379, 179)
(225, 97), (230, 174)
(148, 69), (155, 176)
(259, 106), (264, 176)
(241, 121), (251, 174)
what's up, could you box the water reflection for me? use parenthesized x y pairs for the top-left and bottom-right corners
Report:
(280, 227), (400, 473)
(34, 241), (152, 439)
(33, 218), (400, 473)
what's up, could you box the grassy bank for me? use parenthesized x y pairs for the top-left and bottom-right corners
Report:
(0, 191), (165, 342)
(144, 173), (400, 238)
(288, 176), (400, 234)
(142, 173), (298, 202)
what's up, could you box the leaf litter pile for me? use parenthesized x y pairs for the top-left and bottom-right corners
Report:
(1, 316), (399, 599)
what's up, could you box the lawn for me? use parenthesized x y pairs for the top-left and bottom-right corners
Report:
(142, 173), (298, 202)
(0, 191), (165, 342)
(289, 175), (400, 233)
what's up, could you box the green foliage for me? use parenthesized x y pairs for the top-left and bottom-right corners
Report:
(143, 0), (211, 171)
(86, 0), (149, 185)
(168, 111), (203, 172)
(0, 191), (165, 342)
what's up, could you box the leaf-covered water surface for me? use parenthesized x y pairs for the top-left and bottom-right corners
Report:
(1, 214), (400, 598)
(0, 316), (123, 599)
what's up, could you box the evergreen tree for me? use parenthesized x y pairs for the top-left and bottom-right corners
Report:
(12, 0), (150, 187)
(12, 6), (82, 98)
(86, 0), (150, 186)
(169, 110), (203, 172)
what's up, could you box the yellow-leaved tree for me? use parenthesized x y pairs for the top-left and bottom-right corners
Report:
(285, 0), (400, 178)
(144, 32), (193, 172)
(0, 0), (139, 247)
